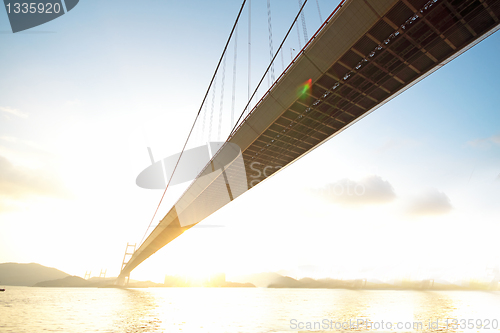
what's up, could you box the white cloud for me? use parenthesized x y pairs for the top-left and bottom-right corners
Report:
(406, 188), (452, 216)
(0, 106), (28, 119)
(0, 135), (51, 155)
(314, 175), (396, 206)
(0, 155), (70, 211)
(467, 134), (500, 149)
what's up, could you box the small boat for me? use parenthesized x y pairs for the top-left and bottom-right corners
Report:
(0, 289), (5, 292)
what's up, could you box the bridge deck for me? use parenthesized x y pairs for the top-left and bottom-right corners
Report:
(118, 0), (500, 282)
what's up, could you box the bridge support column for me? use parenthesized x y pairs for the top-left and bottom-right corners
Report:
(115, 274), (130, 287)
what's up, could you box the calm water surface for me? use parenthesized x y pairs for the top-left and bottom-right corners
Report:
(1, 287), (499, 332)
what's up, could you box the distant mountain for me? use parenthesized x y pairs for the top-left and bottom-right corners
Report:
(269, 276), (303, 288)
(34, 276), (91, 287)
(126, 280), (165, 288)
(222, 281), (255, 288)
(230, 272), (285, 288)
(268, 277), (355, 289)
(0, 262), (69, 286)
(266, 276), (496, 290)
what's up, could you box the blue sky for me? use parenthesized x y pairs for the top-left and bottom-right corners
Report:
(0, 0), (499, 283)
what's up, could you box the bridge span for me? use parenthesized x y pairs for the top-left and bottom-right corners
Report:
(117, 0), (500, 284)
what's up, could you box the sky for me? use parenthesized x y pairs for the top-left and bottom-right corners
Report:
(0, 0), (499, 284)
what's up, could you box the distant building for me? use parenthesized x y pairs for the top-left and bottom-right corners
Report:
(164, 275), (188, 287)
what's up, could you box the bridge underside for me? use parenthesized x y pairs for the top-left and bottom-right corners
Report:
(118, 0), (500, 283)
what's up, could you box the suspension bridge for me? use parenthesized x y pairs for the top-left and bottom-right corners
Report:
(116, 0), (500, 285)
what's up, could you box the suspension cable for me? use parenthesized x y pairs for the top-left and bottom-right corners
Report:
(229, 26), (238, 128)
(295, 19), (302, 49)
(230, 0), (309, 138)
(281, 48), (284, 73)
(208, 74), (217, 141)
(231, 24), (238, 129)
(218, 56), (226, 140)
(138, 0), (248, 247)
(247, 0), (252, 117)
(201, 102), (207, 144)
(298, 0), (308, 43)
(267, 0), (275, 85)
(315, 0), (323, 23)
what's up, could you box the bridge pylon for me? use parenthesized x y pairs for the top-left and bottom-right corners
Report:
(116, 243), (136, 286)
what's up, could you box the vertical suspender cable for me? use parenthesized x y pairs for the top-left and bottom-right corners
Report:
(315, 0), (323, 23)
(295, 20), (302, 49)
(267, 0), (275, 86)
(230, 0), (309, 137)
(231, 25), (238, 129)
(201, 102), (207, 143)
(208, 74), (217, 141)
(298, 0), (308, 44)
(218, 56), (226, 140)
(138, 0), (248, 247)
(247, 0), (252, 116)
(281, 49), (284, 73)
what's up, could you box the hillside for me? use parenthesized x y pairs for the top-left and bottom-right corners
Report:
(34, 275), (91, 287)
(229, 272), (284, 288)
(0, 262), (69, 286)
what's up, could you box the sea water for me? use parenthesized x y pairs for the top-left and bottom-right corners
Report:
(1, 287), (499, 332)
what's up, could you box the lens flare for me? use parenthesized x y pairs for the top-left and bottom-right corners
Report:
(298, 79), (312, 98)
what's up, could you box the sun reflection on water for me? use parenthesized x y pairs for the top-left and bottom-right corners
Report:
(1, 287), (499, 332)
